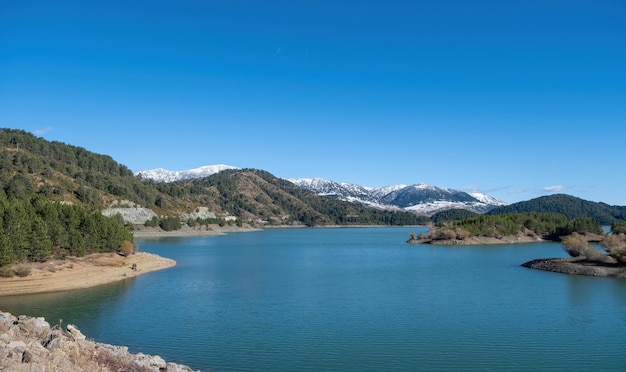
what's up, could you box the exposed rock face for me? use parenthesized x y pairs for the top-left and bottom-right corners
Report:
(0, 311), (198, 372)
(180, 207), (217, 221)
(102, 206), (158, 225)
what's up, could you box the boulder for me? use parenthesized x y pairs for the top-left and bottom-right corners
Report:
(66, 324), (86, 341)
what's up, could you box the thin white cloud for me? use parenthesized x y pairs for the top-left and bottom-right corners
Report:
(464, 184), (481, 193)
(34, 126), (53, 135)
(509, 189), (526, 195)
(543, 185), (565, 192)
(466, 185), (512, 194)
(275, 47), (282, 55)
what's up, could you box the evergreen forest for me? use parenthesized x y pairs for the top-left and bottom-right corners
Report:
(0, 194), (133, 266)
(431, 212), (604, 242)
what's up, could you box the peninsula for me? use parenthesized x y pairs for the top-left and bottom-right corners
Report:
(0, 252), (175, 297)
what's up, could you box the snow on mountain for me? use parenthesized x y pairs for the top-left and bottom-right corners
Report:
(287, 178), (507, 215)
(287, 178), (372, 200)
(135, 165), (507, 215)
(135, 164), (239, 182)
(469, 192), (508, 206)
(370, 184), (408, 199)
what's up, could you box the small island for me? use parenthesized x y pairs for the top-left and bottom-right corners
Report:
(408, 213), (626, 279)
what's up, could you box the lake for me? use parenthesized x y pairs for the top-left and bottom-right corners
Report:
(2, 227), (626, 371)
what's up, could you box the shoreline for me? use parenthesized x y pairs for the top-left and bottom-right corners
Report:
(522, 257), (626, 278)
(0, 252), (176, 297)
(0, 311), (198, 371)
(408, 234), (548, 245)
(0, 225), (259, 297)
(132, 225), (262, 238)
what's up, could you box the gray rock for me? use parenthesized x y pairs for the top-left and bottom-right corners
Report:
(0, 312), (199, 371)
(102, 207), (157, 224)
(149, 354), (167, 369)
(66, 324), (86, 341)
(7, 340), (27, 350)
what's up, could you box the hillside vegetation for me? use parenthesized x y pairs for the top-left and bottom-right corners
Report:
(0, 129), (164, 209)
(488, 194), (626, 225)
(428, 212), (603, 243)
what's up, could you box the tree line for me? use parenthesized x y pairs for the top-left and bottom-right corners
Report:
(431, 212), (603, 241)
(0, 193), (133, 266)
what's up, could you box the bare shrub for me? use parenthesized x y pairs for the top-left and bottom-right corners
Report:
(13, 265), (32, 277)
(601, 233), (626, 264)
(90, 254), (125, 267)
(90, 348), (152, 372)
(455, 229), (470, 240)
(118, 240), (137, 257)
(0, 266), (14, 278)
(436, 229), (457, 240)
(562, 233), (606, 261)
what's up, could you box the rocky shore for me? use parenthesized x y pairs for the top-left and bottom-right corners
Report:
(407, 234), (546, 245)
(0, 311), (198, 371)
(521, 257), (626, 278)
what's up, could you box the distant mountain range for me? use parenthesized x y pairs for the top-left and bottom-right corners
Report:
(136, 164), (239, 182)
(287, 178), (507, 215)
(136, 165), (507, 215)
(2, 129), (624, 228)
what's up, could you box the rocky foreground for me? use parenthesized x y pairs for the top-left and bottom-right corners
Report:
(0, 311), (198, 372)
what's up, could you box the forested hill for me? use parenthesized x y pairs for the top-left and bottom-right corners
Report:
(0, 128), (427, 227)
(0, 128), (163, 209)
(170, 169), (429, 226)
(487, 194), (626, 225)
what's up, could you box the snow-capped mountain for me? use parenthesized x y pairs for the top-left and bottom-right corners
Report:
(135, 164), (507, 215)
(290, 178), (373, 200)
(287, 178), (507, 215)
(135, 164), (238, 182)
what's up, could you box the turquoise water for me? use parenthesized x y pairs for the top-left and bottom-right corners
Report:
(3, 227), (626, 371)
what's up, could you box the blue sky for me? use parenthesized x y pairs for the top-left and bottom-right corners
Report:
(1, 0), (625, 205)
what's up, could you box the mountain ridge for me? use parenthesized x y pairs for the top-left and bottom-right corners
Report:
(136, 164), (508, 215)
(136, 164), (239, 182)
(287, 178), (507, 215)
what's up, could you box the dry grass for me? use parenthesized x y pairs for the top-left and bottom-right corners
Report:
(88, 254), (126, 267)
(92, 349), (153, 372)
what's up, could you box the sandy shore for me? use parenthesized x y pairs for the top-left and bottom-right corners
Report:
(0, 226), (259, 297)
(0, 252), (176, 297)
